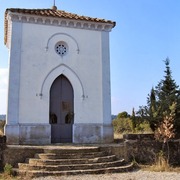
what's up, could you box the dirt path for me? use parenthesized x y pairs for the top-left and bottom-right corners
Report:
(32, 170), (180, 180)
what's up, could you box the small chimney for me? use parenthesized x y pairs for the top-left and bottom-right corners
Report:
(52, 0), (57, 10)
(52, 5), (57, 10)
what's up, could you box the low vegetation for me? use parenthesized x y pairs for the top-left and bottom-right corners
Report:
(4, 163), (13, 176)
(112, 111), (152, 136)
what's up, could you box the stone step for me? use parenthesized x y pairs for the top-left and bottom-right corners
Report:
(27, 155), (117, 165)
(18, 159), (125, 171)
(15, 163), (134, 178)
(35, 151), (108, 159)
(12, 145), (135, 178)
(43, 146), (100, 154)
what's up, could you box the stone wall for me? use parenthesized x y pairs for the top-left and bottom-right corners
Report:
(3, 145), (44, 167)
(0, 136), (6, 170)
(123, 134), (180, 165)
(0, 134), (180, 168)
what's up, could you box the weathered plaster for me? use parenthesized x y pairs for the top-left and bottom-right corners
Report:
(5, 10), (114, 144)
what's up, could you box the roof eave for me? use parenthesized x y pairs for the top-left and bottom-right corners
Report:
(4, 8), (116, 45)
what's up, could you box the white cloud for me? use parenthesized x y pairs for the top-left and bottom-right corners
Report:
(0, 68), (8, 114)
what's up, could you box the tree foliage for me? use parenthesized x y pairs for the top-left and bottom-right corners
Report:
(138, 58), (180, 134)
(117, 111), (130, 118)
(112, 117), (133, 134)
(112, 110), (151, 134)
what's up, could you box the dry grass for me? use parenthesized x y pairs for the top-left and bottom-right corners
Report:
(114, 133), (123, 139)
(139, 150), (180, 172)
(141, 164), (180, 173)
(0, 130), (4, 136)
(0, 120), (5, 136)
(0, 173), (20, 180)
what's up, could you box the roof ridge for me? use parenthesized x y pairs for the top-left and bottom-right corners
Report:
(5, 8), (115, 23)
(4, 8), (116, 45)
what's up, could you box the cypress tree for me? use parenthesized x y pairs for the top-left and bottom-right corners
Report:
(139, 58), (180, 134)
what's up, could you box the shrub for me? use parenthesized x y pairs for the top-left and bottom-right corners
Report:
(112, 118), (133, 134)
(112, 117), (152, 134)
(4, 163), (13, 176)
(135, 120), (152, 133)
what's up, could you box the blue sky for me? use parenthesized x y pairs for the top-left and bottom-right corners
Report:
(0, 0), (180, 115)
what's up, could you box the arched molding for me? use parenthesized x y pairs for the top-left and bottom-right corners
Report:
(39, 64), (85, 100)
(45, 33), (80, 54)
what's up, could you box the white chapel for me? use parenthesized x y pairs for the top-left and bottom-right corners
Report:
(4, 5), (116, 144)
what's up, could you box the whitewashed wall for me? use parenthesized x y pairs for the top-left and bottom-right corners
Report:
(5, 15), (113, 144)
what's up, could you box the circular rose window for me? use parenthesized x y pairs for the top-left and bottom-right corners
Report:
(55, 41), (68, 56)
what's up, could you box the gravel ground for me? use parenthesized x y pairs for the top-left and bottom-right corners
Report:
(32, 170), (180, 180)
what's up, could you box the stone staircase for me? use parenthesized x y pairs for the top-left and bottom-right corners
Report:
(13, 146), (134, 178)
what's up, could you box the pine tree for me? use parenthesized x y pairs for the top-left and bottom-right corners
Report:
(139, 58), (180, 134)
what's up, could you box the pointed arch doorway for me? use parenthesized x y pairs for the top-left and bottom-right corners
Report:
(50, 75), (74, 143)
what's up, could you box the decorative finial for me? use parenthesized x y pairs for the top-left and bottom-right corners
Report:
(52, 0), (57, 10)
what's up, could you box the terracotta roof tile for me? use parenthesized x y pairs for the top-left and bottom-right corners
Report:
(4, 8), (116, 44)
(7, 8), (115, 24)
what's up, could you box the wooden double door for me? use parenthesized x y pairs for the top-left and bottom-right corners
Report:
(50, 75), (74, 143)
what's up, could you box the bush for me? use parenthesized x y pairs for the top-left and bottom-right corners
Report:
(4, 163), (13, 176)
(135, 120), (152, 133)
(112, 118), (133, 134)
(112, 117), (152, 134)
